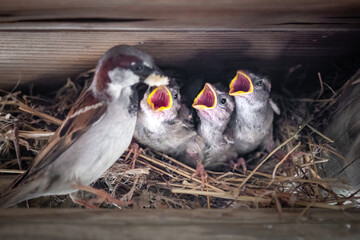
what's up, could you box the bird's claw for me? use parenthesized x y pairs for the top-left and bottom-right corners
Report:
(71, 184), (133, 209)
(192, 163), (208, 188)
(125, 142), (143, 169)
(231, 157), (247, 174)
(274, 150), (306, 162)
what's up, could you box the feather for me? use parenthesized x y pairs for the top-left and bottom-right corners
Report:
(0, 90), (107, 207)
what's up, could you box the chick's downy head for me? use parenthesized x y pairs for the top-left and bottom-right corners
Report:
(140, 80), (181, 120)
(229, 70), (271, 105)
(193, 83), (234, 128)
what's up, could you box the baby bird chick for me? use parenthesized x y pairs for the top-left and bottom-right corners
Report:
(192, 83), (238, 170)
(229, 70), (280, 156)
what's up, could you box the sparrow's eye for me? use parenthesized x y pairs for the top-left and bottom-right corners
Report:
(255, 81), (263, 87)
(220, 98), (227, 105)
(131, 62), (144, 73)
(173, 93), (178, 100)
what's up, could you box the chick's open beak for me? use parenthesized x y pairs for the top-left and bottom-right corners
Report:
(192, 83), (217, 110)
(147, 86), (173, 112)
(144, 67), (169, 87)
(229, 70), (253, 96)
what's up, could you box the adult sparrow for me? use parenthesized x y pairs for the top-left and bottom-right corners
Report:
(0, 45), (169, 208)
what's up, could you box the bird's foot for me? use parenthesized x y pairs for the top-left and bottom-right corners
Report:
(125, 142), (143, 169)
(71, 184), (133, 208)
(274, 150), (306, 162)
(266, 143), (306, 163)
(230, 157), (247, 174)
(70, 193), (98, 209)
(191, 163), (208, 188)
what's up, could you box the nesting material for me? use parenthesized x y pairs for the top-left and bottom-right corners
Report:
(0, 69), (359, 211)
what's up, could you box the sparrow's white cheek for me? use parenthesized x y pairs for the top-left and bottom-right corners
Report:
(107, 82), (123, 100)
(107, 68), (139, 100)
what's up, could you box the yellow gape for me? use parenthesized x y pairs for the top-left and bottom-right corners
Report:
(229, 70), (254, 96)
(147, 86), (173, 112)
(192, 83), (217, 110)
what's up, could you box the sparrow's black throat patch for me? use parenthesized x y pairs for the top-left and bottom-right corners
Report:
(128, 86), (139, 116)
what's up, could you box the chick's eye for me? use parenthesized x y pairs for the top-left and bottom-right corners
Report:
(173, 93), (178, 100)
(255, 81), (263, 87)
(220, 98), (227, 105)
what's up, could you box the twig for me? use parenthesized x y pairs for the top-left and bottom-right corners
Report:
(0, 168), (25, 174)
(14, 100), (62, 125)
(317, 72), (324, 99)
(12, 121), (22, 170)
(206, 184), (210, 209)
(297, 200), (315, 222)
(308, 137), (321, 196)
(323, 82), (336, 95)
(155, 151), (197, 173)
(294, 200), (355, 210)
(272, 142), (301, 179)
(352, 78), (360, 85)
(18, 130), (54, 139)
(309, 143), (350, 164)
(139, 154), (224, 192)
(136, 159), (175, 178)
(301, 159), (328, 167)
(171, 188), (272, 204)
(306, 124), (334, 143)
(238, 121), (309, 190)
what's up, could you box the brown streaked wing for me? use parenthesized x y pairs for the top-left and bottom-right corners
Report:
(13, 90), (107, 187)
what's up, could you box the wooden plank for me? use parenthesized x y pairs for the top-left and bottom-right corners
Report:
(0, 30), (359, 89)
(324, 74), (360, 195)
(0, 0), (359, 30)
(0, 10), (359, 31)
(0, 208), (359, 240)
(0, 1), (359, 31)
(0, 0), (359, 89)
(2, 0), (358, 12)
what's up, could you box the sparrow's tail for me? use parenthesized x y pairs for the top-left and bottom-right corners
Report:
(0, 187), (25, 208)
(0, 181), (38, 208)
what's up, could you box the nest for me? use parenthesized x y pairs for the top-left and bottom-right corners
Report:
(0, 68), (359, 212)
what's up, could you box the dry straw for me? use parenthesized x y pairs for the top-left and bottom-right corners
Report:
(0, 69), (359, 210)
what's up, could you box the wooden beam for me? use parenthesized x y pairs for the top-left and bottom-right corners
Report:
(0, 30), (359, 89)
(0, 208), (359, 239)
(2, 0), (358, 12)
(0, 0), (359, 30)
(0, 0), (359, 89)
(324, 73), (360, 195)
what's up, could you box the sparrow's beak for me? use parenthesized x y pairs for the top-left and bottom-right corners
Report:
(229, 70), (253, 96)
(192, 83), (217, 110)
(144, 67), (169, 87)
(147, 86), (173, 112)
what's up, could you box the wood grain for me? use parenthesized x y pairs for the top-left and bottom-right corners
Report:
(0, 0), (359, 30)
(0, 30), (359, 89)
(324, 74), (360, 195)
(0, 0), (359, 89)
(0, 208), (359, 240)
